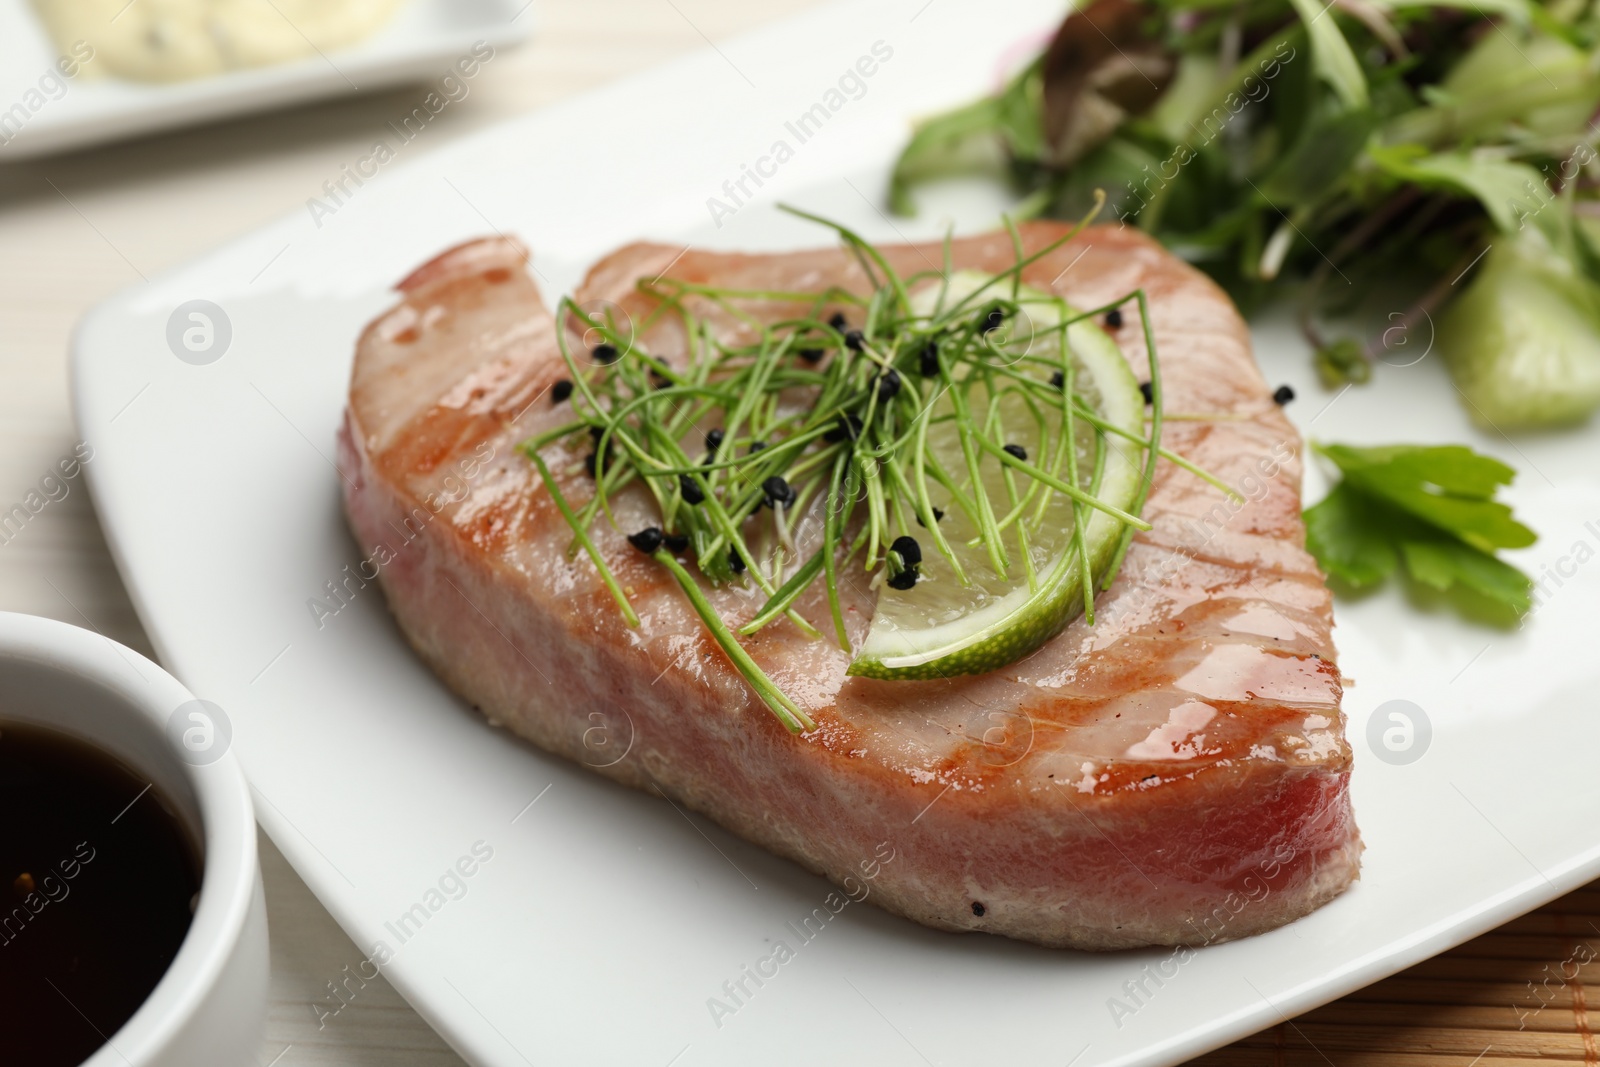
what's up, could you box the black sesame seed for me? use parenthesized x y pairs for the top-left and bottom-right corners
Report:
(705, 428), (725, 455)
(551, 379), (573, 403)
(1139, 381), (1154, 405)
(1273, 384), (1296, 405)
(798, 348), (824, 364)
(828, 312), (847, 331)
(663, 532), (689, 553)
(1049, 370), (1065, 389)
(915, 506), (945, 528)
(844, 329), (865, 352)
(679, 474), (705, 505)
(589, 425), (605, 442)
(919, 341), (939, 376)
(592, 342), (619, 364)
(886, 535), (923, 590)
(877, 368), (902, 400)
(887, 569), (918, 590)
(583, 452), (599, 477)
(728, 549), (746, 574)
(1002, 443), (1028, 463)
(971, 901), (986, 917)
(1104, 308), (1124, 329)
(981, 305), (1006, 333)
(627, 527), (663, 554)
(824, 413), (864, 444)
(762, 476), (796, 509)
(748, 441), (767, 454)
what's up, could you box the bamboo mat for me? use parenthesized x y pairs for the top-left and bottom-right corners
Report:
(1192, 884), (1600, 1065)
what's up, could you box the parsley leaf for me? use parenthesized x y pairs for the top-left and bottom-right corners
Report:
(1304, 443), (1536, 617)
(1303, 482), (1402, 587)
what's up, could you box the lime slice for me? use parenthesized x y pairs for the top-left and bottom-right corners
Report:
(847, 271), (1146, 680)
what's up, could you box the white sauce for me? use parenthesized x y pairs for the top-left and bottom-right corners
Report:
(31, 0), (405, 83)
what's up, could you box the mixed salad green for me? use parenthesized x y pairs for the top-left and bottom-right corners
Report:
(890, 0), (1600, 431)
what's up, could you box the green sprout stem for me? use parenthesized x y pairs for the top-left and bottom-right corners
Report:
(520, 207), (1234, 728)
(653, 549), (814, 733)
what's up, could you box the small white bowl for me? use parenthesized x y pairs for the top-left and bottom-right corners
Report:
(0, 612), (267, 1067)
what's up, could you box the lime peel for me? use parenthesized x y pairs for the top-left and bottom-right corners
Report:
(846, 272), (1147, 680)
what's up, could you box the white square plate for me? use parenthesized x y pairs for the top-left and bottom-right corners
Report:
(0, 0), (531, 159)
(70, 2), (1600, 1064)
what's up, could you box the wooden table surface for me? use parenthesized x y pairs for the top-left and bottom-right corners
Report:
(4, 4), (1597, 1065)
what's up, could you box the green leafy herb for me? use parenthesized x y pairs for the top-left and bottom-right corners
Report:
(889, 0), (1600, 428)
(1284, 0), (1368, 109)
(1304, 443), (1537, 616)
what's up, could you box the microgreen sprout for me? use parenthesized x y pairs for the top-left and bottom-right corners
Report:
(519, 205), (1234, 730)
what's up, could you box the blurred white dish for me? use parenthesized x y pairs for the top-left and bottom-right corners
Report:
(0, 0), (531, 160)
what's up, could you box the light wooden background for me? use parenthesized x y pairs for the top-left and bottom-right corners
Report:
(6, 3), (1598, 1066)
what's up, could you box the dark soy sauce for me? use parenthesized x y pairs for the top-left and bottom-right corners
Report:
(0, 722), (201, 1066)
